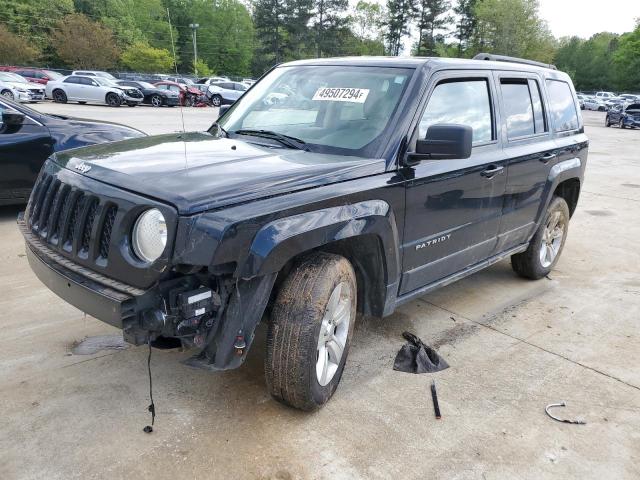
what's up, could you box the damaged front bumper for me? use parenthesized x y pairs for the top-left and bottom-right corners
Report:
(20, 216), (276, 371)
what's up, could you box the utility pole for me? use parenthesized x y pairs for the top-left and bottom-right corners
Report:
(189, 23), (199, 76)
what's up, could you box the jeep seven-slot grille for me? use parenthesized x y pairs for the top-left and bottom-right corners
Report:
(29, 173), (119, 264)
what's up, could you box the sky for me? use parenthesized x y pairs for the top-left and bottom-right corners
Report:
(538, 0), (640, 38)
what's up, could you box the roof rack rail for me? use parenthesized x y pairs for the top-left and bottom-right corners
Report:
(473, 53), (557, 70)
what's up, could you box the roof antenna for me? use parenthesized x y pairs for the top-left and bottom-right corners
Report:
(166, 7), (188, 169)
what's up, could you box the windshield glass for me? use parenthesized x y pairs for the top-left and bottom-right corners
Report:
(45, 70), (63, 80)
(94, 77), (117, 87)
(218, 65), (413, 157)
(0, 72), (28, 83)
(136, 81), (155, 89)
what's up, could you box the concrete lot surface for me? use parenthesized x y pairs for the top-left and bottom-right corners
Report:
(1, 106), (639, 479)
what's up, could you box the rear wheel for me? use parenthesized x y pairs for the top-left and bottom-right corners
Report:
(52, 89), (67, 103)
(265, 252), (356, 411)
(511, 196), (570, 280)
(106, 93), (121, 107)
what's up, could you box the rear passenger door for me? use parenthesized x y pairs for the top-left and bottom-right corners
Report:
(400, 71), (508, 294)
(495, 72), (557, 251)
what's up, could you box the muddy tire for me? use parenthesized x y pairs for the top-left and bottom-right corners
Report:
(511, 196), (570, 280)
(265, 252), (357, 411)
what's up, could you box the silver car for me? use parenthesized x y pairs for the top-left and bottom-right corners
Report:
(0, 72), (45, 103)
(46, 75), (144, 107)
(206, 81), (247, 106)
(583, 96), (607, 111)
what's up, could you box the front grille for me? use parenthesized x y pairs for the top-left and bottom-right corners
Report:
(29, 173), (119, 265)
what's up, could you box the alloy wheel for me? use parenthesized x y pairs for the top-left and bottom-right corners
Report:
(1, 90), (14, 100)
(316, 281), (352, 387)
(539, 211), (565, 268)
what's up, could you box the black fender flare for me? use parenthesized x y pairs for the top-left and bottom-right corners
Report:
(536, 157), (583, 225)
(239, 199), (401, 287)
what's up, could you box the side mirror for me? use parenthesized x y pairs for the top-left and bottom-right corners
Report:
(2, 111), (25, 126)
(405, 124), (473, 166)
(219, 104), (230, 117)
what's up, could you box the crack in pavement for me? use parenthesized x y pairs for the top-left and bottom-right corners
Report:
(421, 299), (640, 393)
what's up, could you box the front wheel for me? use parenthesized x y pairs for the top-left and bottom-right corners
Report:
(106, 93), (121, 107)
(265, 252), (356, 411)
(605, 116), (611, 127)
(150, 94), (163, 107)
(511, 196), (570, 280)
(1, 89), (14, 100)
(211, 94), (222, 107)
(620, 119), (625, 129)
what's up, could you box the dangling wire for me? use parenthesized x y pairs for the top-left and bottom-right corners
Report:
(143, 337), (156, 433)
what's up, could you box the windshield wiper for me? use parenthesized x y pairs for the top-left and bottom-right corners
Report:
(232, 129), (307, 150)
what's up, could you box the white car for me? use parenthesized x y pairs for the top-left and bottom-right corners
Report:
(595, 91), (616, 99)
(199, 76), (230, 86)
(206, 81), (247, 106)
(71, 70), (117, 80)
(0, 72), (46, 103)
(46, 75), (144, 107)
(583, 96), (608, 111)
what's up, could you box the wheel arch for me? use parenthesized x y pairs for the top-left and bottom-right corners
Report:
(239, 200), (401, 318)
(553, 177), (581, 217)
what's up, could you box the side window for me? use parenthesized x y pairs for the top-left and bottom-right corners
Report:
(420, 79), (493, 145)
(546, 80), (579, 132)
(528, 79), (546, 133)
(64, 76), (79, 84)
(500, 80), (535, 139)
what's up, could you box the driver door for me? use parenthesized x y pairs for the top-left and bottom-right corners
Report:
(400, 72), (507, 294)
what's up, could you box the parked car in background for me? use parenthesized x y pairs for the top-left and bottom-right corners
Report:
(165, 76), (195, 86)
(116, 80), (180, 107)
(576, 94), (586, 110)
(71, 70), (117, 80)
(583, 96), (607, 111)
(196, 76), (230, 85)
(604, 97), (626, 110)
(1, 67), (64, 85)
(0, 72), (45, 102)
(206, 81), (247, 106)
(242, 78), (256, 86)
(154, 80), (202, 106)
(595, 91), (616, 99)
(606, 103), (640, 129)
(46, 75), (143, 107)
(0, 96), (144, 205)
(619, 94), (639, 103)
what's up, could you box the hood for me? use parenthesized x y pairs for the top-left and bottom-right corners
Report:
(52, 132), (385, 215)
(43, 116), (146, 152)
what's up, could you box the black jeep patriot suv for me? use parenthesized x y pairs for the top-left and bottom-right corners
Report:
(20, 54), (587, 410)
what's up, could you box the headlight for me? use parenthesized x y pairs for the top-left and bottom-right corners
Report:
(16, 88), (28, 93)
(132, 209), (167, 263)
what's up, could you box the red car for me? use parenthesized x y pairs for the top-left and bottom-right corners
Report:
(153, 81), (202, 106)
(0, 66), (64, 85)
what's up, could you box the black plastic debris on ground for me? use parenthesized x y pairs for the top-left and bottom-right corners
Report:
(393, 331), (449, 374)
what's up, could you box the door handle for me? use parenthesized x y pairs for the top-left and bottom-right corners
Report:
(540, 152), (557, 164)
(480, 165), (504, 178)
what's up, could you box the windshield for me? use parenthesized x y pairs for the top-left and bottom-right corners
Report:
(0, 72), (28, 83)
(94, 77), (118, 87)
(218, 65), (413, 157)
(45, 70), (63, 80)
(137, 81), (155, 89)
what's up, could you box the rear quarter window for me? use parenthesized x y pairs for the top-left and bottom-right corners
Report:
(546, 80), (579, 132)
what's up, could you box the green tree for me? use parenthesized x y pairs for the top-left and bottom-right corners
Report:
(473, 0), (555, 63)
(555, 33), (620, 91)
(0, 24), (40, 64)
(352, 1), (384, 40)
(313, 0), (349, 57)
(194, 58), (213, 77)
(613, 24), (640, 91)
(453, 0), (477, 56)
(121, 41), (174, 72)
(51, 13), (120, 69)
(383, 0), (417, 55)
(415, 0), (452, 56)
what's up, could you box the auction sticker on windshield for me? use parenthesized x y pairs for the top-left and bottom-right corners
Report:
(312, 87), (370, 103)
